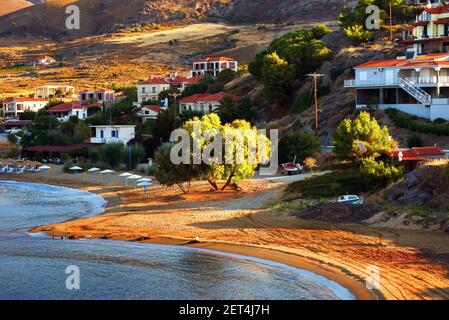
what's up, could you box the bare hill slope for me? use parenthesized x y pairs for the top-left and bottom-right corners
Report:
(0, 0), (33, 17)
(0, 0), (344, 38)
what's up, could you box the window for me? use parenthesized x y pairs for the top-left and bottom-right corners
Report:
(142, 87), (146, 94)
(152, 87), (156, 94)
(111, 130), (116, 138)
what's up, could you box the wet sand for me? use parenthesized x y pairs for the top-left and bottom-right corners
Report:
(3, 168), (449, 300)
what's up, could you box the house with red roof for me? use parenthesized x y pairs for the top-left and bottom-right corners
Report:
(344, 53), (449, 120)
(399, 2), (449, 56)
(79, 89), (115, 105)
(387, 146), (447, 171)
(3, 97), (48, 118)
(136, 104), (162, 122)
(49, 101), (90, 122)
(33, 55), (56, 66)
(136, 74), (203, 104)
(190, 57), (238, 77)
(179, 92), (241, 114)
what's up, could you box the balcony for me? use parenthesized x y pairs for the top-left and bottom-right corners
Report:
(344, 79), (400, 88)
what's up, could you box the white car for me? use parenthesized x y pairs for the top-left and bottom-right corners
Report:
(337, 195), (364, 205)
(6, 128), (20, 134)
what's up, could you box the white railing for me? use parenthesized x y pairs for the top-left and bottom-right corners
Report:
(344, 79), (399, 88)
(399, 78), (432, 105)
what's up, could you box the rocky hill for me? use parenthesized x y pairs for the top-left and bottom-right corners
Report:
(0, 0), (345, 38)
(0, 0), (32, 17)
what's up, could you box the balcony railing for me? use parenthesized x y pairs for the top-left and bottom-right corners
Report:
(345, 77), (449, 88)
(344, 79), (399, 88)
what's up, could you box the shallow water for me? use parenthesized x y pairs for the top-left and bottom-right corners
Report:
(0, 180), (355, 300)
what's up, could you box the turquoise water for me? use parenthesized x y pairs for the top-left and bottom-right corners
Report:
(0, 180), (355, 300)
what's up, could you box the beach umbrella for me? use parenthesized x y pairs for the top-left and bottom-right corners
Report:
(119, 172), (133, 186)
(101, 169), (115, 184)
(137, 181), (152, 194)
(87, 167), (101, 182)
(69, 166), (83, 174)
(137, 178), (152, 183)
(127, 174), (142, 188)
(38, 165), (51, 175)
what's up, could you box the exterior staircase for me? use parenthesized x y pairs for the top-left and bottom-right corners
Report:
(399, 78), (431, 105)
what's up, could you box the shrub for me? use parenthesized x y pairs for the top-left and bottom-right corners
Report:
(361, 157), (403, 188)
(303, 157), (318, 172)
(386, 108), (449, 136)
(344, 25), (374, 44)
(407, 135), (423, 148)
(279, 132), (320, 163)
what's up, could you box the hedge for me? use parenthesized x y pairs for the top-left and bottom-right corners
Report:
(385, 108), (449, 136)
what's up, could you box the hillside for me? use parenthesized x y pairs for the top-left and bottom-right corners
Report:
(0, 0), (32, 17)
(0, 0), (345, 38)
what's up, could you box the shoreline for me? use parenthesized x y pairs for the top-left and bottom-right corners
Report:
(3, 170), (449, 300)
(9, 176), (376, 300)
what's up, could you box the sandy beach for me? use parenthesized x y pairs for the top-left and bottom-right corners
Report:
(3, 167), (449, 300)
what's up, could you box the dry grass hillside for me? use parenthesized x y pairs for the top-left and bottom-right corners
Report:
(0, 0), (32, 17)
(0, 0), (345, 38)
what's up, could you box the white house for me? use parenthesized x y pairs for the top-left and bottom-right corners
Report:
(90, 125), (136, 145)
(344, 53), (449, 120)
(48, 102), (88, 122)
(400, 3), (449, 56)
(34, 85), (76, 99)
(136, 105), (163, 122)
(3, 97), (48, 118)
(179, 92), (241, 114)
(34, 55), (56, 66)
(79, 89), (116, 105)
(190, 57), (238, 77)
(136, 75), (202, 103)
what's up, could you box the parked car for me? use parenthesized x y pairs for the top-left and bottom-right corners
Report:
(337, 195), (364, 205)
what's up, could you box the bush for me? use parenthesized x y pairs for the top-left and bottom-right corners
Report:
(279, 132), (321, 163)
(303, 157), (318, 172)
(386, 108), (449, 136)
(344, 25), (374, 44)
(361, 157), (403, 188)
(407, 135), (423, 148)
(7, 134), (18, 144)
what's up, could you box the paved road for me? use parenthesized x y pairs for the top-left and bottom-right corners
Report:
(261, 171), (331, 184)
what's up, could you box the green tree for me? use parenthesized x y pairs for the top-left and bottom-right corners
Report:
(361, 156), (403, 189)
(153, 143), (204, 194)
(182, 114), (271, 190)
(261, 52), (296, 103)
(279, 132), (321, 163)
(344, 24), (374, 44)
(334, 111), (397, 162)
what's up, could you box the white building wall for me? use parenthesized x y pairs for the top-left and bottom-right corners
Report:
(377, 104), (431, 119)
(431, 104), (449, 120)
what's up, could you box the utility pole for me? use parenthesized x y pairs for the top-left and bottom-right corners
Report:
(306, 73), (324, 136)
(169, 92), (182, 129)
(390, 0), (393, 43)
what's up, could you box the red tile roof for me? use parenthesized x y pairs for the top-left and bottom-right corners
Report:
(354, 53), (449, 69)
(410, 147), (446, 156)
(49, 102), (82, 113)
(435, 17), (449, 25)
(388, 147), (446, 161)
(180, 92), (241, 104)
(388, 150), (425, 162)
(422, 4), (449, 15)
(193, 57), (236, 63)
(142, 105), (162, 113)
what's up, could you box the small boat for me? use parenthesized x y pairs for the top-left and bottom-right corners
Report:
(281, 156), (303, 175)
(337, 195), (364, 205)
